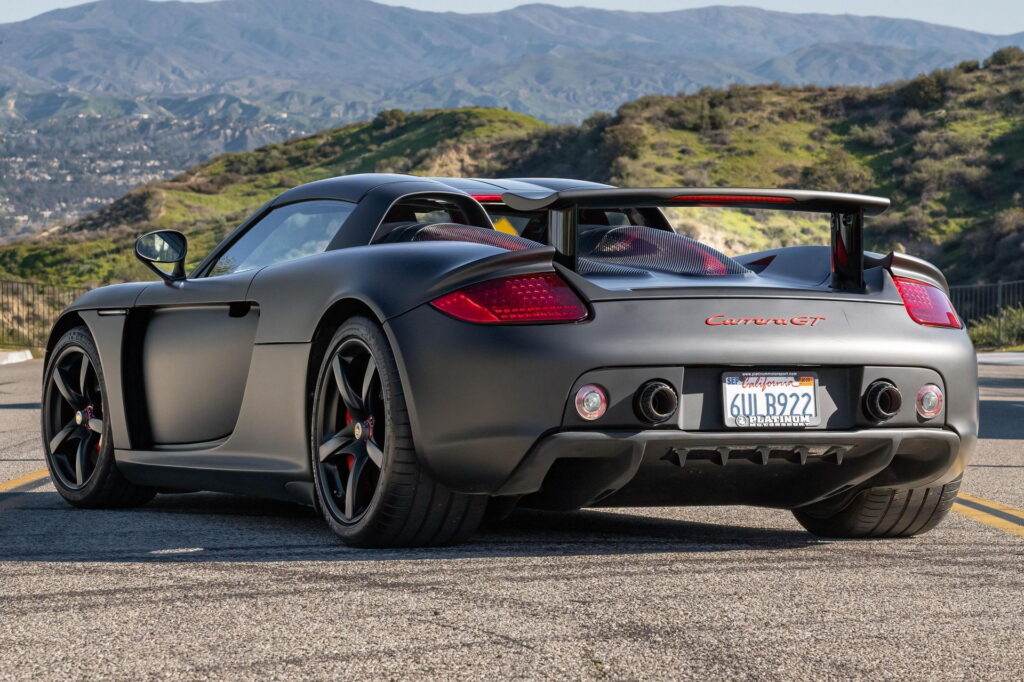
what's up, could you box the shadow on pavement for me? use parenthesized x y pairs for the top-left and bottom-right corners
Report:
(977, 375), (1024, 391)
(979, 399), (1024, 439)
(0, 490), (821, 563)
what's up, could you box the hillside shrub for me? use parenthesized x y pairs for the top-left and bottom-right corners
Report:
(899, 109), (928, 131)
(601, 123), (649, 159)
(968, 305), (1024, 348)
(849, 123), (894, 148)
(984, 47), (1024, 68)
(373, 109), (407, 131)
(898, 75), (946, 109)
(799, 150), (873, 193)
(994, 207), (1024, 234)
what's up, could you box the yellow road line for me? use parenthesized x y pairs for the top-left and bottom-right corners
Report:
(957, 492), (1024, 522)
(953, 494), (1024, 539)
(0, 468), (49, 493)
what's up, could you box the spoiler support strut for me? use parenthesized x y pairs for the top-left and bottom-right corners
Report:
(831, 210), (865, 292)
(549, 208), (578, 271)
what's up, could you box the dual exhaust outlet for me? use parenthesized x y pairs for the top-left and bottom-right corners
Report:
(576, 378), (941, 425)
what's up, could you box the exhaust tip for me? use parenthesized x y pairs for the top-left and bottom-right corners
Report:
(635, 381), (678, 424)
(864, 380), (902, 423)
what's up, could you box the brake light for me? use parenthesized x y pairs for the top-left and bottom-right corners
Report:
(671, 195), (796, 205)
(893, 277), (962, 328)
(470, 194), (503, 203)
(431, 273), (588, 324)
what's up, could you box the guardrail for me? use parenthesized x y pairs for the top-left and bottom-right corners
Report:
(0, 280), (89, 349)
(949, 280), (1024, 323)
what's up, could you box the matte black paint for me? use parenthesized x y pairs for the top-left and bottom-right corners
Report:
(44, 173), (977, 513)
(142, 305), (258, 444)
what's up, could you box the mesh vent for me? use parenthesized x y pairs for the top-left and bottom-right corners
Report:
(578, 226), (747, 277)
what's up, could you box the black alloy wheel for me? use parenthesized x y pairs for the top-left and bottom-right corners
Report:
(310, 317), (487, 547)
(314, 337), (385, 524)
(44, 345), (106, 490)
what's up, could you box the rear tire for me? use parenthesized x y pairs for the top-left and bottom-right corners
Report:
(793, 476), (962, 538)
(310, 317), (486, 547)
(42, 326), (155, 509)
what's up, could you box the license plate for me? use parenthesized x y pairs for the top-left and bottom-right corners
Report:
(722, 371), (820, 428)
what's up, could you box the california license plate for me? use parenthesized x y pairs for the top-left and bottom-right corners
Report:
(722, 371), (820, 428)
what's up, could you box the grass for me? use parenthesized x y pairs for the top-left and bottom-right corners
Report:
(968, 305), (1024, 349)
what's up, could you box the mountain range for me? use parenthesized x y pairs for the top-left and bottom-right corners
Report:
(1, 0), (1022, 237)
(3, 47), (1023, 289)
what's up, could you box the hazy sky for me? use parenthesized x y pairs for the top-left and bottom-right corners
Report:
(0, 0), (1022, 35)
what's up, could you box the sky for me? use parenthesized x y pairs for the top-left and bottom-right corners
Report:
(0, 0), (1022, 35)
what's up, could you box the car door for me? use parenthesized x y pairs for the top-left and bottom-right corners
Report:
(133, 199), (356, 446)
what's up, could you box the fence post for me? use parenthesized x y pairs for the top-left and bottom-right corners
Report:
(997, 281), (1004, 347)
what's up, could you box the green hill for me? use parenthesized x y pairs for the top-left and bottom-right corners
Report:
(3, 47), (1024, 287)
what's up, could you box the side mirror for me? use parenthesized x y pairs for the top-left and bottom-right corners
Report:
(135, 230), (188, 283)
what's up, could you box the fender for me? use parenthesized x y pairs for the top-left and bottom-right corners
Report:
(876, 251), (950, 293)
(247, 241), (557, 344)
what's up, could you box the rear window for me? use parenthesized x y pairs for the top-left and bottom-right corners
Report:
(382, 198), (470, 227)
(485, 206), (663, 243)
(485, 207), (546, 242)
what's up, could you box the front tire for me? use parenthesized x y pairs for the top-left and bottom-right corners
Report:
(793, 476), (962, 538)
(310, 317), (485, 547)
(42, 326), (155, 508)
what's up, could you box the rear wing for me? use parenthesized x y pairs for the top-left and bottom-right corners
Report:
(500, 187), (891, 292)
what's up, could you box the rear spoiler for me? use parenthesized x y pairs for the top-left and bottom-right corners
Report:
(500, 187), (891, 292)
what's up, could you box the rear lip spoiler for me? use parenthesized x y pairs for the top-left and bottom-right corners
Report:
(500, 187), (891, 292)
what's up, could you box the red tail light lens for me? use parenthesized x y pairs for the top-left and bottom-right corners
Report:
(671, 194), (796, 205)
(431, 273), (588, 324)
(893, 277), (962, 328)
(470, 194), (503, 203)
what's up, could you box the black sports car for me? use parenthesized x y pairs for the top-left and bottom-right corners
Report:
(41, 174), (976, 547)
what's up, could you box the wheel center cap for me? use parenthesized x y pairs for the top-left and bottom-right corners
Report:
(76, 406), (94, 429)
(353, 422), (364, 440)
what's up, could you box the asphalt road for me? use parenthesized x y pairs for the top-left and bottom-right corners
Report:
(1, 357), (1022, 680)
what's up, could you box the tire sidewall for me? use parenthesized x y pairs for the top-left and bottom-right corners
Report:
(310, 318), (401, 544)
(41, 327), (117, 503)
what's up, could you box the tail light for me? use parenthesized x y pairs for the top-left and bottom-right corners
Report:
(893, 277), (962, 328)
(671, 194), (796, 205)
(431, 272), (588, 324)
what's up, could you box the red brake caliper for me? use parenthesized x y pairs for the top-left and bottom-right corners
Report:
(344, 412), (355, 470)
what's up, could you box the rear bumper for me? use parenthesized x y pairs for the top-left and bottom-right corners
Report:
(496, 428), (963, 509)
(385, 295), (977, 499)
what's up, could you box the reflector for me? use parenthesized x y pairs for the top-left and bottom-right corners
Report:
(431, 273), (588, 324)
(893, 277), (962, 328)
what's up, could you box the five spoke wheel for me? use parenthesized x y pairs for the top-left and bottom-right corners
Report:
(315, 338), (385, 523)
(44, 346), (105, 490)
